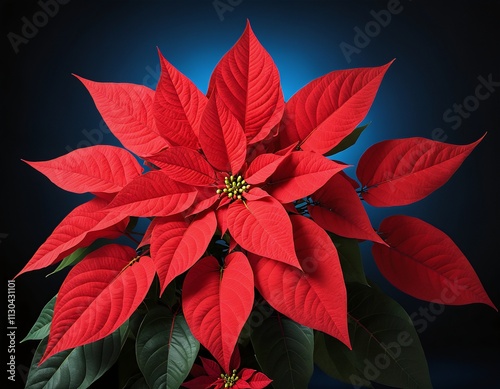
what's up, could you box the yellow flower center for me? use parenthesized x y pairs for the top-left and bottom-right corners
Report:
(221, 370), (239, 387)
(216, 175), (250, 201)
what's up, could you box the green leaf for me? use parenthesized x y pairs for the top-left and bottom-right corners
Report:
(21, 295), (57, 343)
(126, 374), (149, 389)
(325, 123), (369, 156)
(320, 284), (432, 388)
(160, 278), (178, 309)
(25, 322), (129, 389)
(314, 331), (372, 388)
(127, 306), (148, 341)
(330, 234), (369, 286)
(46, 239), (110, 276)
(136, 306), (199, 389)
(251, 313), (314, 389)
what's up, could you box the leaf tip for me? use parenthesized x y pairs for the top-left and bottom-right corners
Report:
(476, 131), (487, 144)
(13, 264), (30, 279)
(243, 18), (258, 42)
(72, 73), (85, 83)
(373, 231), (390, 247)
(21, 158), (34, 168)
(482, 294), (498, 312)
(156, 46), (168, 67)
(37, 350), (52, 367)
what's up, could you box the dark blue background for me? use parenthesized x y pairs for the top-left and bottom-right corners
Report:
(2, 1), (499, 388)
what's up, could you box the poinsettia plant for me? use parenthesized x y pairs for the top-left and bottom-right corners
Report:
(18, 21), (496, 389)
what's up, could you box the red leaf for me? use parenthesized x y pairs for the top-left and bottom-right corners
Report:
(23, 146), (142, 196)
(247, 371), (273, 389)
(199, 93), (247, 174)
(309, 173), (386, 245)
(154, 50), (207, 148)
(239, 369), (256, 382)
(218, 196), (231, 209)
(264, 151), (346, 203)
(339, 170), (360, 189)
(216, 206), (228, 236)
(244, 152), (289, 185)
(227, 197), (300, 269)
(200, 357), (223, 376)
(106, 170), (197, 217)
(185, 187), (220, 217)
(229, 345), (242, 371)
(278, 62), (392, 154)
(151, 211), (217, 294)
(16, 198), (128, 276)
(183, 253), (254, 373)
(146, 146), (216, 186)
(356, 135), (485, 207)
(281, 202), (299, 214)
(187, 363), (206, 378)
(40, 245), (155, 364)
(249, 215), (350, 348)
(243, 187), (270, 201)
(373, 215), (497, 310)
(75, 76), (169, 157)
(208, 21), (285, 144)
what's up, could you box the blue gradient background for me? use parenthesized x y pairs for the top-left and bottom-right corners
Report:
(2, 1), (499, 388)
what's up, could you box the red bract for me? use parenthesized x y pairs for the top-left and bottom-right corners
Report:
(23, 145), (143, 196)
(19, 20), (495, 388)
(16, 197), (129, 276)
(151, 211), (217, 294)
(154, 49), (207, 149)
(75, 76), (168, 157)
(356, 135), (485, 207)
(39, 244), (156, 364)
(249, 215), (350, 347)
(182, 357), (272, 389)
(183, 253), (254, 373)
(309, 173), (386, 245)
(277, 60), (393, 153)
(373, 216), (497, 310)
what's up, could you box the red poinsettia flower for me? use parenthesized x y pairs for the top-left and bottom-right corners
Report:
(17, 20), (495, 377)
(182, 356), (271, 389)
